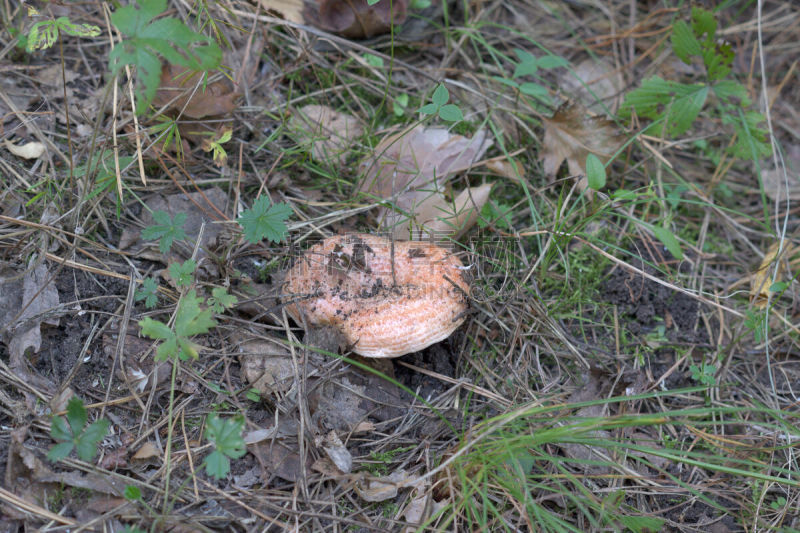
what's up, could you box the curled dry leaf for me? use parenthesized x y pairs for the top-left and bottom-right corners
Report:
(321, 431), (352, 473)
(0, 262), (60, 391)
(761, 145), (800, 203)
(132, 442), (160, 461)
(355, 469), (415, 502)
(541, 101), (625, 180)
(256, 0), (305, 23)
(289, 104), (364, 166)
(152, 65), (240, 119)
(750, 242), (795, 309)
(309, 0), (408, 39)
(4, 139), (46, 159)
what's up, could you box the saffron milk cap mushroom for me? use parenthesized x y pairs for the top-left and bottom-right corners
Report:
(282, 234), (469, 358)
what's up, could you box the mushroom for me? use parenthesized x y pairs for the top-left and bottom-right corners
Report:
(281, 234), (469, 358)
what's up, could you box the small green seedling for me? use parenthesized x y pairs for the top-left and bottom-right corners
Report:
(236, 196), (292, 244)
(245, 388), (261, 402)
(208, 287), (238, 314)
(141, 210), (187, 254)
(202, 127), (232, 166)
(204, 414), (246, 479)
(139, 289), (216, 361)
(689, 362), (717, 387)
(108, 0), (222, 114)
(419, 84), (463, 122)
(134, 277), (160, 309)
(48, 397), (109, 463)
(168, 259), (197, 289)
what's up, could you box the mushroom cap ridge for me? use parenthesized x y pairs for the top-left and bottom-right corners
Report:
(282, 234), (469, 358)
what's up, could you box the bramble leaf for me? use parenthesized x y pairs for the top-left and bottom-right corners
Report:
(47, 397), (109, 463)
(135, 277), (159, 309)
(168, 259), (196, 288)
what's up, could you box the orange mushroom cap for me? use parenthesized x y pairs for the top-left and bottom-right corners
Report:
(282, 234), (469, 358)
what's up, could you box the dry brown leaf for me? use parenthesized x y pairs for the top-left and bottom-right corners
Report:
(309, 0), (408, 38)
(321, 431), (352, 473)
(541, 102), (625, 180)
(751, 242), (795, 309)
(132, 442), (160, 461)
(559, 58), (624, 113)
(383, 182), (493, 239)
(289, 104), (364, 166)
(485, 157), (524, 181)
(257, 0), (305, 23)
(152, 65), (240, 120)
(359, 126), (492, 198)
(355, 469), (414, 502)
(4, 139), (46, 159)
(237, 337), (295, 396)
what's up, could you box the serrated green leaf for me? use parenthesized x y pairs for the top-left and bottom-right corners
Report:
(438, 104), (463, 122)
(671, 20), (701, 64)
(712, 80), (749, 105)
(651, 225), (683, 260)
(76, 419), (109, 461)
(691, 6), (717, 40)
(204, 449), (230, 479)
(622, 78), (708, 137)
(431, 84), (449, 106)
(175, 290), (216, 337)
(168, 259), (196, 288)
(50, 416), (71, 441)
(141, 210), (187, 254)
(724, 111), (771, 160)
(66, 397), (88, 436)
(57, 17), (101, 38)
(236, 198), (292, 244)
(585, 154), (606, 190)
(139, 317), (174, 340)
(155, 337), (179, 361)
(205, 414), (246, 458)
(26, 20), (58, 51)
(108, 0), (222, 114)
(135, 277), (159, 309)
(47, 442), (74, 462)
(209, 287), (237, 313)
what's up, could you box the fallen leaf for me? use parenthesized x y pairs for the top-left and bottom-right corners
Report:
(152, 65), (240, 120)
(541, 101), (625, 180)
(257, 0), (305, 23)
(0, 261), (60, 391)
(250, 441), (305, 482)
(237, 337), (295, 396)
(321, 431), (352, 473)
(761, 144), (800, 203)
(359, 125), (492, 199)
(751, 242), (795, 309)
(4, 139), (46, 159)
(309, 0), (408, 38)
(132, 442), (161, 461)
(289, 104), (364, 166)
(360, 125), (493, 239)
(355, 469), (414, 502)
(485, 157), (524, 181)
(383, 182), (493, 239)
(559, 58), (624, 113)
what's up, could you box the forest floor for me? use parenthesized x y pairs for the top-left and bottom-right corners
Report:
(1, 0), (799, 531)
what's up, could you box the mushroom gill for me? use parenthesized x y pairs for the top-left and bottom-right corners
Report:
(281, 234), (469, 358)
